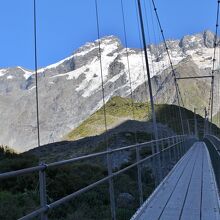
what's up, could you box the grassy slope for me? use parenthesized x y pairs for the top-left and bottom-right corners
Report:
(213, 111), (220, 127)
(25, 96), (220, 163)
(178, 79), (209, 113)
(66, 96), (151, 141)
(2, 97), (220, 220)
(66, 96), (212, 141)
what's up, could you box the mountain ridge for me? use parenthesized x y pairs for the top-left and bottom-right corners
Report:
(0, 30), (219, 152)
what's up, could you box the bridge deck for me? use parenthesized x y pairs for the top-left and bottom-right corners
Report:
(131, 142), (220, 220)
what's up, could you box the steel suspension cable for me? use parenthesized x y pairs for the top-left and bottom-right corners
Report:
(136, 1), (166, 186)
(218, 45), (220, 131)
(151, 0), (184, 106)
(215, 35), (220, 135)
(148, 0), (163, 76)
(150, 1), (179, 135)
(94, 1), (116, 219)
(143, 0), (164, 137)
(120, 0), (136, 123)
(148, 0), (180, 134)
(151, 0), (185, 135)
(210, 0), (220, 124)
(120, 2), (145, 205)
(134, 1), (148, 91)
(134, 1), (154, 143)
(208, 86), (212, 119)
(137, 0), (159, 145)
(143, 0), (157, 82)
(94, 1), (108, 137)
(147, 0), (172, 138)
(33, 0), (41, 148)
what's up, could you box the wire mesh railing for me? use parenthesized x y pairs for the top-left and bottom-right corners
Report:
(204, 134), (220, 191)
(0, 135), (195, 220)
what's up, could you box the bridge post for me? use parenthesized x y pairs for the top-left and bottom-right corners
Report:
(180, 137), (184, 155)
(172, 137), (176, 162)
(39, 163), (48, 220)
(194, 108), (198, 139)
(176, 136), (180, 160)
(176, 136), (179, 159)
(178, 136), (182, 157)
(183, 136), (186, 154)
(160, 139), (165, 178)
(187, 120), (191, 135)
(180, 136), (184, 157)
(150, 141), (159, 186)
(107, 153), (116, 220)
(136, 147), (144, 205)
(167, 138), (172, 170)
(179, 136), (182, 154)
(204, 108), (208, 137)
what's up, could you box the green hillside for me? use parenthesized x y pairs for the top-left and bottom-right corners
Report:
(1, 97), (220, 220)
(213, 111), (220, 127)
(66, 96), (151, 141)
(66, 96), (213, 141)
(25, 96), (220, 163)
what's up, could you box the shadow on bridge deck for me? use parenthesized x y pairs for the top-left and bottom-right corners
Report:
(131, 142), (220, 220)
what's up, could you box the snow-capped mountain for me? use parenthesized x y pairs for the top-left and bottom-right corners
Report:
(0, 30), (218, 152)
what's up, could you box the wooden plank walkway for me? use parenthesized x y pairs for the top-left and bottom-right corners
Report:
(131, 142), (220, 220)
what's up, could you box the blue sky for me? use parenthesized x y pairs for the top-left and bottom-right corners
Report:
(0, 0), (217, 69)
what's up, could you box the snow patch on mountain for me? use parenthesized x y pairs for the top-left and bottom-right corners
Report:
(0, 30), (219, 152)
(7, 75), (13, 79)
(38, 55), (75, 73)
(0, 69), (6, 77)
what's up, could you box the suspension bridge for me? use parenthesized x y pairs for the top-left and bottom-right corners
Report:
(1, 0), (220, 220)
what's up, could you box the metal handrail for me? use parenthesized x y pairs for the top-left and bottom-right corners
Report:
(20, 140), (186, 220)
(205, 135), (220, 151)
(204, 135), (220, 191)
(0, 135), (184, 179)
(1, 135), (189, 220)
(205, 135), (220, 153)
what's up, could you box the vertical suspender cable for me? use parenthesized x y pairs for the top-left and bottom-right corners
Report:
(146, 0), (170, 138)
(134, 1), (154, 147)
(148, 0), (164, 84)
(151, 0), (184, 107)
(120, 0), (136, 124)
(151, 0), (185, 135)
(208, 87), (212, 128)
(143, 0), (164, 138)
(34, 4), (48, 219)
(33, 0), (41, 148)
(210, 0), (220, 126)
(137, 0), (162, 184)
(143, 0), (162, 136)
(94, 1), (116, 219)
(134, 2), (148, 89)
(143, 0), (157, 82)
(94, 2), (107, 136)
(218, 44), (220, 132)
(137, 0), (159, 147)
(142, 0), (160, 135)
(149, 0), (178, 135)
(120, 0), (144, 205)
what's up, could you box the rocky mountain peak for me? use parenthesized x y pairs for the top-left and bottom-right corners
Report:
(179, 30), (216, 51)
(0, 31), (219, 152)
(73, 35), (122, 56)
(203, 30), (215, 48)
